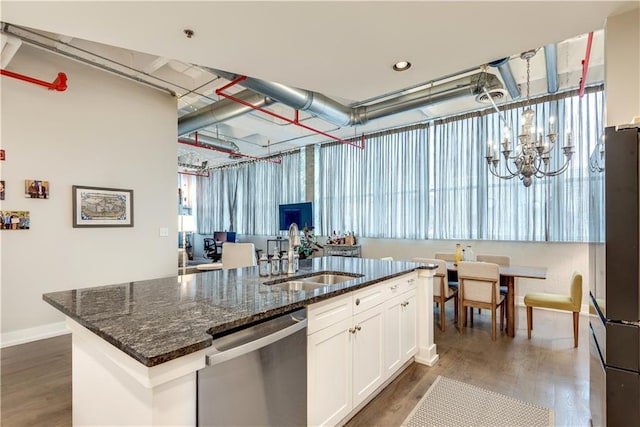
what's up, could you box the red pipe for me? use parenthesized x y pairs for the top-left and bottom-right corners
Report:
(178, 138), (282, 165)
(215, 77), (365, 150)
(0, 69), (67, 91)
(578, 32), (593, 98)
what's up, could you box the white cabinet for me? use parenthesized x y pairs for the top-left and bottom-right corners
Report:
(307, 273), (418, 426)
(383, 277), (417, 378)
(351, 303), (385, 407)
(308, 316), (353, 427)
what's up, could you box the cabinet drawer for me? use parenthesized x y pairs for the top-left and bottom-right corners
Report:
(308, 293), (353, 335)
(383, 274), (417, 299)
(353, 283), (385, 315)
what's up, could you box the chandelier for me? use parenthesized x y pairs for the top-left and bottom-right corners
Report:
(485, 50), (574, 187)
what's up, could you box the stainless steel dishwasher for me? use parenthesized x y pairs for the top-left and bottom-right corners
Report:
(197, 308), (307, 426)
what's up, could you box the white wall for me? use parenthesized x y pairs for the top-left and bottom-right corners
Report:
(0, 44), (178, 345)
(605, 7), (640, 126)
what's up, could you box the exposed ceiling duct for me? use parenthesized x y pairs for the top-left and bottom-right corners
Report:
(544, 44), (559, 93)
(208, 68), (504, 128)
(488, 57), (520, 100)
(178, 134), (240, 155)
(178, 89), (274, 136)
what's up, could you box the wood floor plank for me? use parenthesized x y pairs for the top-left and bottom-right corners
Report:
(346, 305), (590, 426)
(0, 306), (589, 427)
(1, 334), (72, 427)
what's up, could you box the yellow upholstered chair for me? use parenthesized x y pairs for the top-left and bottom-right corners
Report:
(524, 272), (582, 347)
(413, 258), (458, 332)
(457, 261), (505, 341)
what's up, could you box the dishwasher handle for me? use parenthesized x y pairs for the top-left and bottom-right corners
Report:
(206, 309), (307, 367)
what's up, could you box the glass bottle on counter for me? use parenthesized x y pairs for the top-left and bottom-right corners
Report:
(259, 252), (270, 277)
(293, 251), (299, 272)
(281, 251), (289, 275)
(270, 249), (281, 276)
(454, 243), (463, 264)
(465, 245), (475, 261)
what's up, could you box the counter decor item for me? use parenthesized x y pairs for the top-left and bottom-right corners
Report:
(72, 185), (134, 228)
(454, 243), (463, 264)
(297, 226), (322, 259)
(270, 249), (280, 275)
(258, 252), (270, 277)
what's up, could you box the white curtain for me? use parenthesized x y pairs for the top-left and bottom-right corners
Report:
(196, 151), (305, 235)
(316, 88), (605, 242)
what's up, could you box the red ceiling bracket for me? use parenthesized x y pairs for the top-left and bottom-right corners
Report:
(1, 69), (68, 91)
(215, 76), (364, 149)
(578, 32), (593, 98)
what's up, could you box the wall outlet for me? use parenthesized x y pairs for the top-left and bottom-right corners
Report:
(159, 227), (169, 237)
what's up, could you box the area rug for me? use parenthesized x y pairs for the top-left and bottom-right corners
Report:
(402, 376), (554, 427)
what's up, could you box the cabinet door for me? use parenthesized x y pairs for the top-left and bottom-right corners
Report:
(383, 294), (403, 378)
(308, 317), (352, 427)
(400, 290), (417, 362)
(352, 304), (385, 408)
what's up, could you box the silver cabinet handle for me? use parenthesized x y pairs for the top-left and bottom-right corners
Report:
(390, 284), (398, 290)
(401, 301), (410, 307)
(349, 327), (356, 334)
(408, 278), (415, 283)
(355, 298), (361, 306)
(355, 325), (361, 331)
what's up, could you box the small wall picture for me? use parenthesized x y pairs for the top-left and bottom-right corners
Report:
(0, 180), (5, 200)
(1, 210), (30, 230)
(24, 179), (49, 199)
(72, 185), (134, 228)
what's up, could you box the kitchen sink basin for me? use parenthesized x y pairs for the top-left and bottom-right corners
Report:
(298, 273), (362, 285)
(268, 281), (328, 292)
(264, 272), (363, 292)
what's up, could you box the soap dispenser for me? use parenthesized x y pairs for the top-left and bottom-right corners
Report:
(259, 252), (270, 277)
(270, 249), (281, 276)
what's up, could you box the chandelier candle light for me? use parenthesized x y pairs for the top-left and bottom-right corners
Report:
(486, 49), (574, 187)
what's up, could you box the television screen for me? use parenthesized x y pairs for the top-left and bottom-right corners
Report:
(279, 202), (313, 231)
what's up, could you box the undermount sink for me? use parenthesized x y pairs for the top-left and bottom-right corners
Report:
(265, 272), (363, 292)
(298, 273), (362, 285)
(268, 281), (329, 292)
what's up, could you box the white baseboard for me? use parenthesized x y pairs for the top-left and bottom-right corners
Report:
(0, 321), (69, 348)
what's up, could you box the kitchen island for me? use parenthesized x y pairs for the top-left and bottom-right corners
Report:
(43, 256), (437, 426)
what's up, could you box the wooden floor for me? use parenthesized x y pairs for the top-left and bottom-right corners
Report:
(347, 305), (590, 427)
(1, 334), (71, 427)
(0, 306), (589, 427)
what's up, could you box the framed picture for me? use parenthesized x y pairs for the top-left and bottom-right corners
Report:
(72, 185), (134, 228)
(1, 210), (30, 230)
(25, 179), (49, 199)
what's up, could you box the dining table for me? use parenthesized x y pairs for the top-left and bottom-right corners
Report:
(447, 262), (547, 337)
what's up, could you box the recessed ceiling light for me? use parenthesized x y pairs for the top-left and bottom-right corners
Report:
(393, 61), (412, 72)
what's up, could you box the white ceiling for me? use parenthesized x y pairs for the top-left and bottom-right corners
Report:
(1, 1), (637, 170)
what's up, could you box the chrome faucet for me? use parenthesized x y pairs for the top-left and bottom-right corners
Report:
(287, 223), (301, 274)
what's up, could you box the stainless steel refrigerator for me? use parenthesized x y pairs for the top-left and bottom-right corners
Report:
(589, 125), (640, 427)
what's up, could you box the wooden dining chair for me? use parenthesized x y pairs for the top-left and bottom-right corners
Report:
(435, 252), (459, 291)
(413, 258), (458, 332)
(475, 255), (511, 317)
(457, 261), (505, 341)
(524, 272), (582, 347)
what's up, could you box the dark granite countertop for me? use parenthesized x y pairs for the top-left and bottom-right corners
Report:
(43, 257), (434, 367)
